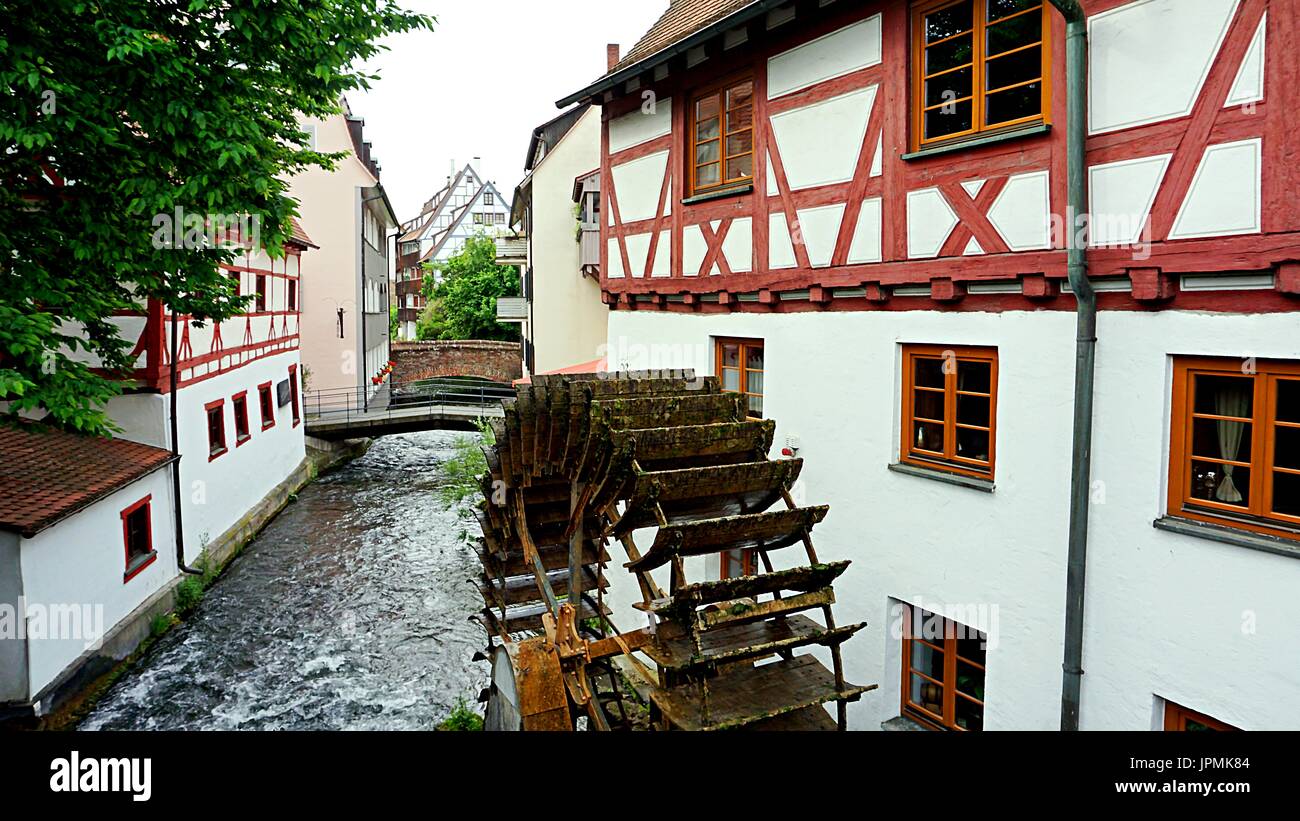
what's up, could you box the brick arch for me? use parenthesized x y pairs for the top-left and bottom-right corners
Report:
(391, 340), (522, 384)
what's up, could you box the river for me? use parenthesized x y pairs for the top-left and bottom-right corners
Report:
(80, 431), (490, 731)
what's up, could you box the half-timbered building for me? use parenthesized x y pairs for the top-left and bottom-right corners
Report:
(559, 0), (1300, 731)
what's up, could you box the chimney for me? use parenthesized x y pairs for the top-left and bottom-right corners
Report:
(607, 44), (621, 72)
(472, 156), (481, 176)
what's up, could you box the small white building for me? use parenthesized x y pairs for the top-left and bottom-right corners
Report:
(0, 425), (178, 719)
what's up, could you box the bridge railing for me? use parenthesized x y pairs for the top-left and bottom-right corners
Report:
(304, 377), (515, 423)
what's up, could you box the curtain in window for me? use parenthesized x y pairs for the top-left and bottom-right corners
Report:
(1215, 384), (1250, 503)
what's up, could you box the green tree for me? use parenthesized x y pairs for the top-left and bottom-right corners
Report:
(415, 233), (520, 342)
(0, 0), (433, 433)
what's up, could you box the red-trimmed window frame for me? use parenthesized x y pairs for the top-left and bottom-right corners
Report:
(232, 390), (251, 446)
(205, 398), (228, 461)
(121, 495), (156, 583)
(258, 381), (276, 430)
(288, 366), (301, 427)
(255, 274), (268, 313)
(288, 279), (298, 312)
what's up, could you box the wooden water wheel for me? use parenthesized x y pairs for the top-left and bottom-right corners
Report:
(471, 370), (875, 730)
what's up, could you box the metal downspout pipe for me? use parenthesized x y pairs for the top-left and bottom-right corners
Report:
(1048, 0), (1094, 731)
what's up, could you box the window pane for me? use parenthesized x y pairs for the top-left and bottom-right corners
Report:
(1276, 426), (1300, 471)
(914, 421), (946, 453)
(747, 394), (763, 418)
(696, 94), (720, 121)
(727, 82), (753, 109)
(696, 140), (719, 165)
(986, 8), (1042, 56)
(696, 116), (720, 142)
(914, 389), (945, 422)
(926, 98), (973, 139)
(956, 660), (985, 701)
(958, 360), (991, 393)
(721, 368), (740, 392)
(926, 1), (973, 43)
(926, 33), (974, 75)
(746, 370), (764, 398)
(722, 343), (740, 368)
(957, 394), (990, 427)
(727, 154), (753, 183)
(726, 131), (753, 158)
(1191, 418), (1252, 462)
(956, 427), (990, 463)
(1278, 380), (1300, 423)
(910, 676), (945, 718)
(925, 67), (973, 108)
(727, 106), (753, 131)
(988, 0), (1038, 21)
(915, 357), (946, 389)
(1273, 472), (1300, 517)
(696, 163), (720, 188)
(1194, 375), (1253, 417)
(911, 639), (944, 679)
(1190, 461), (1251, 507)
(985, 82), (1042, 126)
(745, 346), (764, 370)
(956, 633), (987, 664)
(955, 693), (984, 731)
(986, 44), (1042, 91)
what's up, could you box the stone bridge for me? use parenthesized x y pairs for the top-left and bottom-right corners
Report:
(391, 340), (522, 385)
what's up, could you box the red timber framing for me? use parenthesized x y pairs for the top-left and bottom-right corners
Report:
(117, 243), (307, 392)
(596, 0), (1300, 314)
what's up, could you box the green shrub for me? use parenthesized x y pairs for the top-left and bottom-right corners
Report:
(437, 698), (484, 732)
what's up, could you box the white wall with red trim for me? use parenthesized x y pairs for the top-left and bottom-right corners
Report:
(601, 305), (1300, 730)
(596, 0), (1297, 306)
(18, 469), (177, 702)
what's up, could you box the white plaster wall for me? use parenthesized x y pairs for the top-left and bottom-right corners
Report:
(109, 350), (306, 563)
(605, 307), (1300, 730)
(20, 470), (177, 697)
(289, 111), (371, 392)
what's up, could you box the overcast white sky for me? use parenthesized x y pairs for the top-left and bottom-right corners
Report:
(349, 0), (667, 220)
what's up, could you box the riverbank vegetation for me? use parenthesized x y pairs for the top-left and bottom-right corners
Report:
(437, 698), (484, 731)
(416, 234), (521, 342)
(440, 420), (495, 508)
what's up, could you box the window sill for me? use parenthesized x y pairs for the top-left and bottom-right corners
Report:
(888, 462), (995, 493)
(881, 715), (932, 732)
(208, 448), (228, 462)
(681, 184), (754, 206)
(124, 551), (157, 584)
(1153, 516), (1300, 561)
(902, 124), (1052, 162)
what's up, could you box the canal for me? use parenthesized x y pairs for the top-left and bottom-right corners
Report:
(80, 431), (489, 731)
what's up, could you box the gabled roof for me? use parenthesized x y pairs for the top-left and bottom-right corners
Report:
(419, 180), (507, 263)
(0, 424), (177, 538)
(526, 104), (591, 172)
(287, 216), (317, 249)
(399, 165), (480, 243)
(558, 0), (794, 108)
(616, 0), (754, 73)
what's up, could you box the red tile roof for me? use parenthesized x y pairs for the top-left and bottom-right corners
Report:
(0, 424), (177, 538)
(287, 216), (317, 249)
(613, 0), (757, 73)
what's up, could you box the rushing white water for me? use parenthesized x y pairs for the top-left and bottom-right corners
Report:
(81, 431), (489, 731)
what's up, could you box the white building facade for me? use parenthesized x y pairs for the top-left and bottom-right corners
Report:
(564, 0), (1300, 731)
(396, 161), (512, 340)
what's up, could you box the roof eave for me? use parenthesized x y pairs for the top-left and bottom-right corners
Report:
(555, 0), (788, 108)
